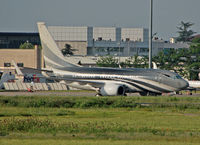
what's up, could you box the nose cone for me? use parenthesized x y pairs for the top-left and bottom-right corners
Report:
(179, 79), (189, 90)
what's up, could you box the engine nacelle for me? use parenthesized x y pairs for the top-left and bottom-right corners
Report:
(100, 84), (125, 96)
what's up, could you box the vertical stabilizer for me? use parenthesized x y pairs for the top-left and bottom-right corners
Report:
(37, 22), (76, 68)
(152, 62), (158, 69)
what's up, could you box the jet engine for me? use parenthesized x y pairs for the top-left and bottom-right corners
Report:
(100, 84), (125, 96)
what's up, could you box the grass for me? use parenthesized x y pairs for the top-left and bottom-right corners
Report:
(0, 95), (200, 144)
(0, 107), (75, 117)
(1, 139), (200, 145)
(1, 95), (200, 109)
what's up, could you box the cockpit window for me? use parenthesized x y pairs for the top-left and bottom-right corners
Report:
(162, 73), (182, 79)
(163, 74), (170, 77)
(175, 75), (182, 79)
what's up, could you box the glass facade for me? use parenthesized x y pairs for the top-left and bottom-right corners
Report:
(0, 32), (40, 48)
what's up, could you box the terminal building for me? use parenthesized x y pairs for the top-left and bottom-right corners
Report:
(48, 25), (189, 56)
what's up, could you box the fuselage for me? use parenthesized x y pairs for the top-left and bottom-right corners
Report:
(53, 66), (189, 94)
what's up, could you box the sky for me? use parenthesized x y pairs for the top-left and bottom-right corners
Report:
(0, 0), (199, 40)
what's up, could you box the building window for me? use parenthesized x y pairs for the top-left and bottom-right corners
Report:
(139, 48), (148, 53)
(17, 63), (24, 67)
(98, 37), (102, 41)
(4, 63), (11, 67)
(130, 48), (136, 52)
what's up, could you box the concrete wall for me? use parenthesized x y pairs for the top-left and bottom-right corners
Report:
(93, 27), (116, 41)
(0, 47), (43, 69)
(56, 41), (87, 56)
(121, 28), (146, 42)
(48, 26), (88, 41)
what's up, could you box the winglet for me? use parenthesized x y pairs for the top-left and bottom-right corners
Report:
(152, 62), (158, 69)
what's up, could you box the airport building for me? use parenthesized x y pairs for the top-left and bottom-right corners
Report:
(48, 26), (190, 56)
(0, 46), (43, 70)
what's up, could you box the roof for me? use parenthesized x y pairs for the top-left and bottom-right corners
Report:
(193, 34), (200, 38)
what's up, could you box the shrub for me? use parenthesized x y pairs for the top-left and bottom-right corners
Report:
(0, 117), (54, 132)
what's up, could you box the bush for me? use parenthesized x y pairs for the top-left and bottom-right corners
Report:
(0, 117), (54, 132)
(19, 42), (34, 49)
(0, 131), (9, 136)
(0, 96), (200, 109)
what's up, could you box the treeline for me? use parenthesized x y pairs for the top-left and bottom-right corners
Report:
(153, 38), (200, 80)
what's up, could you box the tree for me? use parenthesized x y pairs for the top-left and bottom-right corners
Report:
(152, 44), (200, 80)
(152, 48), (180, 70)
(96, 55), (148, 68)
(123, 55), (147, 68)
(19, 41), (34, 49)
(192, 37), (200, 44)
(96, 56), (119, 67)
(188, 62), (200, 80)
(187, 40), (200, 79)
(61, 44), (74, 56)
(176, 21), (196, 42)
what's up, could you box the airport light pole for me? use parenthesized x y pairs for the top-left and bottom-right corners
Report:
(149, 0), (153, 69)
(128, 40), (130, 56)
(117, 42), (121, 68)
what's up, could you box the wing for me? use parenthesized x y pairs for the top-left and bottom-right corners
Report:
(40, 75), (104, 89)
(37, 75), (137, 93)
(62, 78), (104, 88)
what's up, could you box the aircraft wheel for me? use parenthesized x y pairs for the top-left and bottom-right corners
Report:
(95, 93), (102, 97)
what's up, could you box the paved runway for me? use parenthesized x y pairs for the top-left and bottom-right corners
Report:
(0, 91), (97, 97)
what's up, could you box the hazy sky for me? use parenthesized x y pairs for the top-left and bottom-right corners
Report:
(0, 0), (199, 40)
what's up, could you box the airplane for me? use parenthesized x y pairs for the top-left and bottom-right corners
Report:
(37, 22), (189, 96)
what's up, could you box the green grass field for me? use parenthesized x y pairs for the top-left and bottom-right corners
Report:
(0, 95), (200, 145)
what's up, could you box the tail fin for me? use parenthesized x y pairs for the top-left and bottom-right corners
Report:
(152, 62), (158, 69)
(37, 22), (77, 69)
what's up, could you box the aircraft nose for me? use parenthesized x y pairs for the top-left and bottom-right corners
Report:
(180, 79), (189, 90)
